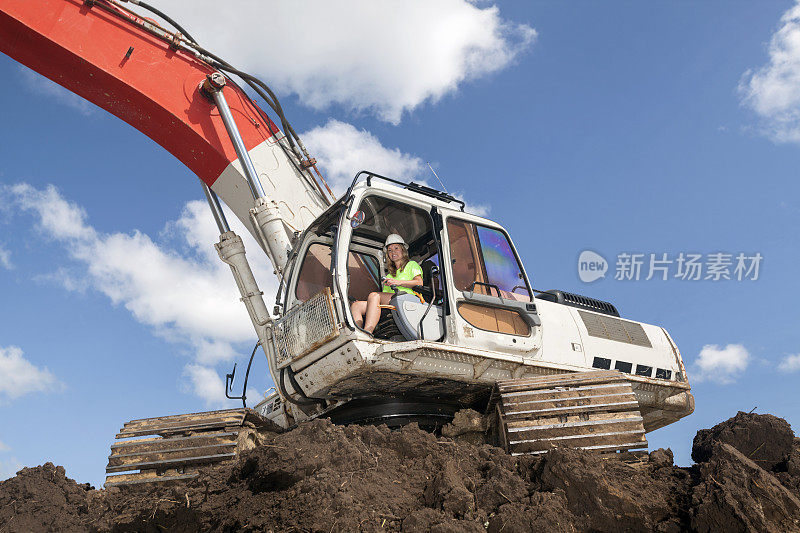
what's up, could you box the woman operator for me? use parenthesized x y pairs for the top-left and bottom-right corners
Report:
(351, 234), (423, 334)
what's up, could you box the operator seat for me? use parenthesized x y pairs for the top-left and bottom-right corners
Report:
(389, 259), (444, 341)
(416, 259), (442, 304)
(389, 292), (444, 341)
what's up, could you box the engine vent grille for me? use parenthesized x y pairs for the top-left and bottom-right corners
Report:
(537, 290), (619, 317)
(578, 310), (652, 348)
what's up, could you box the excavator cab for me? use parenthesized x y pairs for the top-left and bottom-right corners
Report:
(331, 172), (541, 352)
(285, 178), (449, 342)
(281, 171), (539, 349)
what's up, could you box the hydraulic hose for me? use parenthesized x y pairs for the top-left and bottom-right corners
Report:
(123, 0), (198, 44)
(279, 367), (325, 406)
(418, 274), (437, 339)
(225, 341), (260, 408)
(213, 63), (300, 157)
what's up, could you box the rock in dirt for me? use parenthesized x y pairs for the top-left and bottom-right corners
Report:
(441, 409), (487, 445)
(649, 448), (674, 468)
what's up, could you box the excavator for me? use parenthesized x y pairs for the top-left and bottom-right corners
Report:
(1, 0), (694, 488)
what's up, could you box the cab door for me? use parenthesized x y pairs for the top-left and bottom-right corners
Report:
(441, 215), (541, 355)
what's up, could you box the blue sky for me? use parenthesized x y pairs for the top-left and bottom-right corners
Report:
(1, 1), (800, 487)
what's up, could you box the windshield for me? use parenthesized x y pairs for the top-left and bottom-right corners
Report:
(352, 195), (433, 254)
(447, 219), (531, 301)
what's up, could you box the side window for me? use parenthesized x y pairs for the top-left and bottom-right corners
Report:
(447, 219), (531, 302)
(295, 243), (380, 302)
(448, 219), (480, 293)
(295, 243), (333, 302)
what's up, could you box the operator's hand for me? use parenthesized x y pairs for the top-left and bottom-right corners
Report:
(385, 278), (400, 287)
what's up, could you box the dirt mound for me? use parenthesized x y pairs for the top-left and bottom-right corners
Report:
(692, 411), (794, 470)
(532, 447), (692, 532)
(690, 409), (800, 512)
(1, 412), (800, 532)
(691, 443), (800, 532)
(0, 463), (97, 532)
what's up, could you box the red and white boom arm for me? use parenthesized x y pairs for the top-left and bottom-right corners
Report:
(0, 0), (331, 275)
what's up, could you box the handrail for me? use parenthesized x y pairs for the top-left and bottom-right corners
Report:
(346, 171), (465, 211)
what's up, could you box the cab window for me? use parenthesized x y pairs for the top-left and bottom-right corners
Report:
(295, 243), (380, 302)
(352, 195), (433, 250)
(447, 219), (531, 302)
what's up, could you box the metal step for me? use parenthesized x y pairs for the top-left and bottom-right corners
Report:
(494, 370), (647, 456)
(105, 408), (270, 488)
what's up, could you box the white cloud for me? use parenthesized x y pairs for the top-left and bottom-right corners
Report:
(182, 364), (228, 407)
(18, 66), (95, 117)
(778, 353), (800, 372)
(158, 0), (535, 123)
(739, 1), (800, 142)
(0, 458), (23, 481)
(0, 440), (20, 482)
(11, 184), (94, 241)
(0, 345), (61, 400)
(452, 192), (490, 217)
(0, 244), (12, 270)
(9, 183), (277, 402)
(247, 387), (264, 404)
(302, 120), (426, 194)
(181, 362), (266, 408)
(302, 120), (490, 215)
(693, 343), (751, 384)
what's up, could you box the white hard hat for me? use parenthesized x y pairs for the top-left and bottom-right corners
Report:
(384, 233), (408, 249)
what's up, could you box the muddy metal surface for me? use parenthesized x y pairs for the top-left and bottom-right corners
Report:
(1, 411), (799, 532)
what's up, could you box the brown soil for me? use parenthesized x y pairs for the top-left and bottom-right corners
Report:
(1, 411), (799, 532)
(692, 411), (795, 470)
